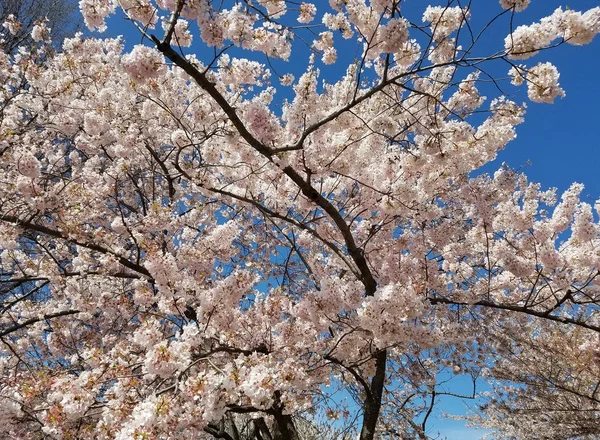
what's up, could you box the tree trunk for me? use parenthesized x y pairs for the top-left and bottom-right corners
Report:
(253, 417), (273, 440)
(272, 412), (299, 440)
(271, 391), (300, 440)
(359, 349), (388, 440)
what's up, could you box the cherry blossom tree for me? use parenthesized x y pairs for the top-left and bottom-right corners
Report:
(470, 322), (600, 439)
(1, 1), (599, 439)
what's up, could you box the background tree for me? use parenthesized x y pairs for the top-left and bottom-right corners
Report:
(469, 321), (600, 439)
(0, 1), (599, 439)
(0, 0), (81, 54)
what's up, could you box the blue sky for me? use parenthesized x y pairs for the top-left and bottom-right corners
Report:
(484, 2), (600, 200)
(89, 1), (600, 438)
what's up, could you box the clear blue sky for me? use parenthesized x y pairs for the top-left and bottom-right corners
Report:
(90, 1), (600, 438)
(481, 1), (600, 199)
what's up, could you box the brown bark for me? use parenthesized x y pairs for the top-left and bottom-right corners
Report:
(359, 349), (388, 440)
(271, 391), (300, 440)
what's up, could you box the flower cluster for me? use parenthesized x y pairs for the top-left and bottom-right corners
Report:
(79, 0), (115, 32)
(162, 18), (193, 47)
(505, 7), (600, 59)
(499, 0), (530, 12)
(122, 45), (167, 84)
(525, 62), (565, 104)
(423, 6), (470, 41)
(298, 3), (317, 24)
(31, 20), (51, 42)
(2, 14), (20, 35)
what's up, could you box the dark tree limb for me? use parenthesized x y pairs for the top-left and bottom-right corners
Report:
(1, 309), (80, 337)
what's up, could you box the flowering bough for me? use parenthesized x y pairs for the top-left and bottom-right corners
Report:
(1, 1), (600, 439)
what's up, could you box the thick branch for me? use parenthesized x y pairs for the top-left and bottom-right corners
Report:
(1, 280), (49, 314)
(359, 350), (387, 440)
(152, 38), (274, 159)
(430, 297), (600, 333)
(205, 424), (235, 440)
(1, 310), (80, 337)
(0, 215), (152, 279)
